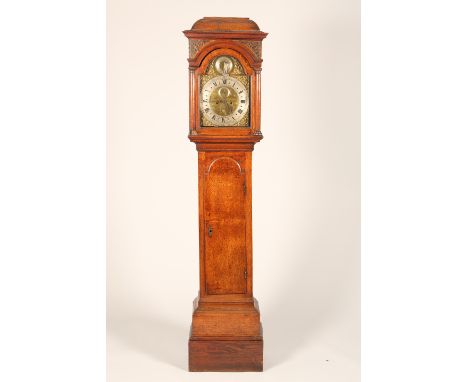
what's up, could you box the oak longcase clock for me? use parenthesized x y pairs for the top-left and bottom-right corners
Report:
(183, 17), (267, 372)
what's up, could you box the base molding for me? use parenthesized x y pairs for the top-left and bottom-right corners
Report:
(189, 338), (263, 372)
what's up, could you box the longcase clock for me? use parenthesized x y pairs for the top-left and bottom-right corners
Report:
(183, 17), (267, 372)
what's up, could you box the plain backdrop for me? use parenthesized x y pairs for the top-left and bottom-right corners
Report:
(107, 0), (360, 381)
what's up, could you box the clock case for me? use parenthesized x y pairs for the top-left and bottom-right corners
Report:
(183, 17), (267, 372)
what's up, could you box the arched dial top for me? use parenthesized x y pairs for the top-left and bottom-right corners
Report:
(200, 55), (250, 127)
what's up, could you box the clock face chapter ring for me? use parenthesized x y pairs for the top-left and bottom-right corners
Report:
(200, 74), (249, 127)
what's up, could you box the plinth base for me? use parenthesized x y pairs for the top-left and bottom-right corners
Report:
(188, 296), (263, 371)
(189, 337), (263, 372)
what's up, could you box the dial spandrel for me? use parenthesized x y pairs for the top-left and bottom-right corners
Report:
(200, 55), (250, 127)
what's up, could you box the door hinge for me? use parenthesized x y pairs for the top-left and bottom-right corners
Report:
(243, 182), (247, 195)
(244, 269), (247, 279)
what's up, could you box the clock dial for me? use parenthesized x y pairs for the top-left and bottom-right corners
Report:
(199, 55), (250, 127)
(201, 75), (249, 126)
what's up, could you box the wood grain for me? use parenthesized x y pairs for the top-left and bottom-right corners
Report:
(205, 219), (246, 294)
(189, 339), (263, 372)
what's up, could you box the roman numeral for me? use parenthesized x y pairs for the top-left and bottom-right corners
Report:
(239, 90), (243, 94)
(222, 79), (227, 84)
(212, 81), (217, 86)
(204, 108), (209, 113)
(241, 100), (246, 103)
(212, 115), (216, 120)
(238, 109), (243, 114)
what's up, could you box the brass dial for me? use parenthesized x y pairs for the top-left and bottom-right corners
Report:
(200, 75), (249, 126)
(200, 55), (250, 127)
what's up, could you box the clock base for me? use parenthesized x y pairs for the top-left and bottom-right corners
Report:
(189, 336), (263, 372)
(188, 296), (263, 371)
